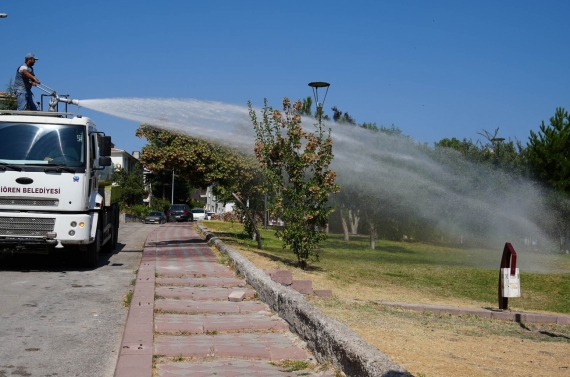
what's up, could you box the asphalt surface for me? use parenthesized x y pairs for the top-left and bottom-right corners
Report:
(0, 222), (157, 377)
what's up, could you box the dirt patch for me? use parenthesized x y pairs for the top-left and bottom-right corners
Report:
(231, 245), (570, 377)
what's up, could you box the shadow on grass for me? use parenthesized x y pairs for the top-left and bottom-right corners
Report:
(213, 231), (253, 241)
(379, 245), (416, 254)
(249, 250), (325, 272)
(539, 331), (570, 341)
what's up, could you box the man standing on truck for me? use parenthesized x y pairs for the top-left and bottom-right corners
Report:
(14, 53), (41, 111)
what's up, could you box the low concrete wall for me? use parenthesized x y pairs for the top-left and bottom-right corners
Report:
(198, 224), (411, 377)
(119, 212), (144, 223)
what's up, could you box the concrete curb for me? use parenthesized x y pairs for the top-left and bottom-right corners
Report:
(378, 301), (570, 325)
(198, 224), (412, 377)
(114, 229), (159, 377)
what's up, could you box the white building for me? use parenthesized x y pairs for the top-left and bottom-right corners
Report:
(110, 148), (139, 173)
(110, 148), (152, 204)
(205, 186), (235, 214)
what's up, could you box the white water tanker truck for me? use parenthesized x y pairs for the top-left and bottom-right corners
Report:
(0, 89), (119, 267)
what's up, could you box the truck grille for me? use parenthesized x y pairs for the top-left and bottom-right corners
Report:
(0, 198), (59, 206)
(0, 217), (56, 237)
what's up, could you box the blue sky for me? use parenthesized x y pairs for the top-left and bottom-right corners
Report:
(1, 1), (569, 155)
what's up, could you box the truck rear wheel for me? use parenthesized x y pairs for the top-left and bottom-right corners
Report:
(112, 220), (119, 249)
(83, 230), (100, 268)
(113, 206), (119, 249)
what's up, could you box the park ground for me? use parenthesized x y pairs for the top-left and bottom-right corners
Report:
(202, 220), (570, 377)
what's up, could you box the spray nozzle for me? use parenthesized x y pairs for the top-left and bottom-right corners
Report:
(35, 83), (79, 111)
(58, 97), (79, 106)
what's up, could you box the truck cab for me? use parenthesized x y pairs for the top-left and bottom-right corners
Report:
(0, 110), (118, 267)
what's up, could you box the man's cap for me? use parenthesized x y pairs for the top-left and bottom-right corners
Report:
(25, 53), (39, 60)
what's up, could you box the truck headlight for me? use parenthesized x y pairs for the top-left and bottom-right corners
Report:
(79, 222), (85, 228)
(70, 221), (77, 227)
(69, 230), (75, 236)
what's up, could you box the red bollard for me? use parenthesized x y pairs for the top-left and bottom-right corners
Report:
(498, 242), (520, 310)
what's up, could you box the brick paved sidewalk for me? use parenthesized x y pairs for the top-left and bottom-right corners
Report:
(114, 223), (335, 377)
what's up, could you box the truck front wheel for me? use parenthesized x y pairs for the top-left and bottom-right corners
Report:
(83, 230), (100, 268)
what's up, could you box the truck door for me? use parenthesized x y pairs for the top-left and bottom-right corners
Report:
(88, 129), (98, 196)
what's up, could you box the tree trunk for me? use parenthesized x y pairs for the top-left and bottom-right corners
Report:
(340, 205), (349, 241)
(370, 221), (375, 250)
(349, 209), (360, 235)
(560, 222), (570, 253)
(232, 192), (262, 249)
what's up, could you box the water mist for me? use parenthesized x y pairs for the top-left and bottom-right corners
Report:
(78, 98), (562, 272)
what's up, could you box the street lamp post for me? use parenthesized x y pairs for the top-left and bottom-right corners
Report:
(308, 82), (330, 123)
(308, 82), (331, 234)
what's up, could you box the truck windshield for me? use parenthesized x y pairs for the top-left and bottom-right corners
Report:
(0, 123), (86, 167)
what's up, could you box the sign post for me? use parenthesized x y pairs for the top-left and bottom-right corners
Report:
(498, 242), (521, 310)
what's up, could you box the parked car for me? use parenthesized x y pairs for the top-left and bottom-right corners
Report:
(206, 211), (215, 220)
(191, 208), (206, 221)
(145, 211), (167, 224)
(166, 204), (193, 222)
(269, 218), (284, 226)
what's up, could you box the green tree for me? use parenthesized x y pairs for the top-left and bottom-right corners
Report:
(299, 96), (332, 121)
(146, 169), (195, 205)
(361, 122), (379, 132)
(331, 106), (356, 125)
(300, 96), (312, 116)
(136, 125), (265, 248)
(435, 130), (528, 178)
(527, 108), (570, 193)
(0, 79), (17, 110)
(527, 108), (570, 251)
(250, 97), (340, 269)
(151, 197), (172, 213)
(113, 162), (147, 207)
(208, 152), (265, 245)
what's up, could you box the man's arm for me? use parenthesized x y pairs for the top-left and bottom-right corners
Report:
(20, 67), (40, 85)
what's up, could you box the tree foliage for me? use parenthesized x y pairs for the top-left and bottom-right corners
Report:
(435, 129), (528, 178)
(527, 107), (570, 194)
(145, 169), (197, 206)
(526, 108), (570, 251)
(135, 125), (265, 247)
(250, 98), (340, 269)
(113, 162), (147, 207)
(300, 96), (312, 116)
(331, 106), (356, 125)
(1, 79), (17, 110)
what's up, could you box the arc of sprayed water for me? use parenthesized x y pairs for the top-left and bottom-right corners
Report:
(78, 97), (554, 264)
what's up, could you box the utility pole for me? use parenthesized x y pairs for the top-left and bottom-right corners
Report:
(171, 170), (174, 205)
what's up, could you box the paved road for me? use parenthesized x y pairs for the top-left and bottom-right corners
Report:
(0, 222), (157, 377)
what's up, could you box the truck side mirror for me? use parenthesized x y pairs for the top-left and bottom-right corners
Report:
(100, 136), (112, 157)
(99, 157), (112, 167)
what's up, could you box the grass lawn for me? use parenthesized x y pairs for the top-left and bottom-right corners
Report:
(202, 220), (570, 314)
